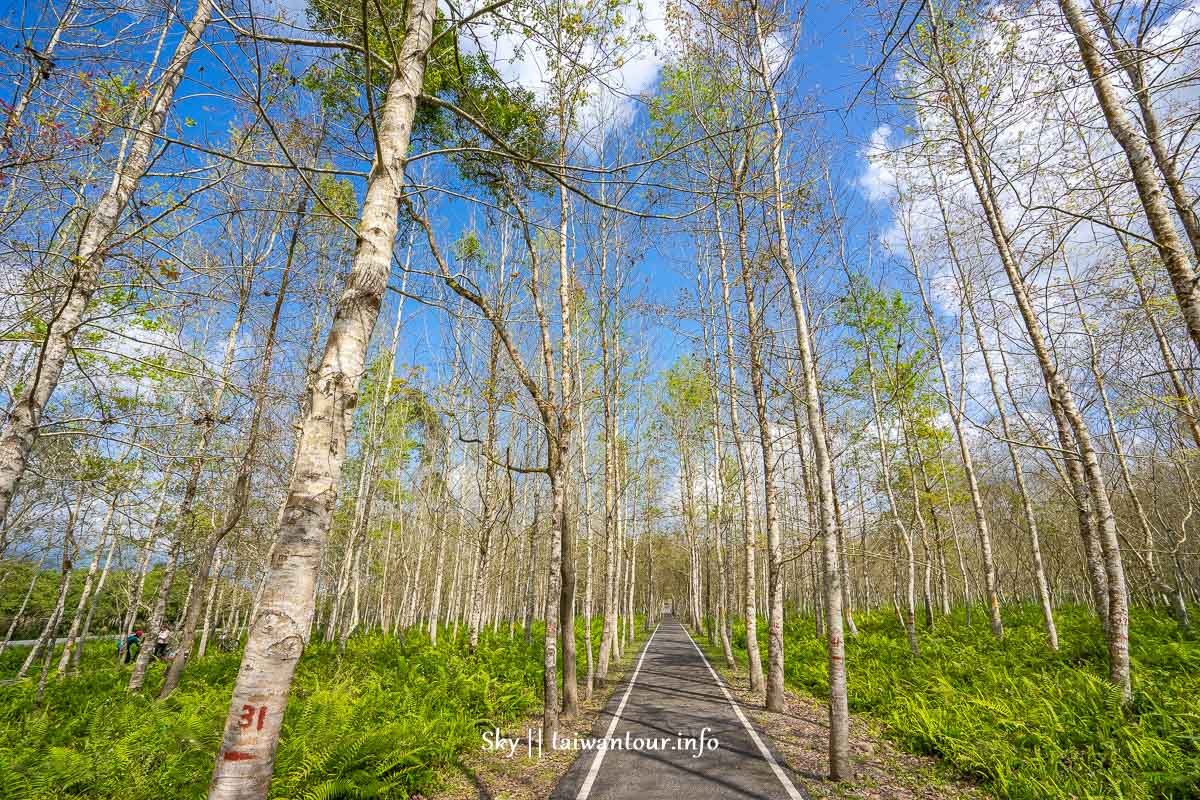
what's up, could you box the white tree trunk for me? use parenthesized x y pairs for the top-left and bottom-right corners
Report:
(198, 554), (226, 659)
(960, 288), (1057, 649)
(711, 199), (765, 696)
(936, 42), (1131, 699)
(19, 482), (85, 678)
(124, 486), (167, 637)
(58, 496), (119, 673)
(0, 0), (213, 527)
(207, 0), (436, 791)
(1059, 0), (1200, 356)
(428, 510), (451, 644)
(0, 550), (48, 657)
(898, 180), (1004, 639)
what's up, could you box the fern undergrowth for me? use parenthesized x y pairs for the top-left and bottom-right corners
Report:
(0, 617), (634, 800)
(754, 604), (1200, 800)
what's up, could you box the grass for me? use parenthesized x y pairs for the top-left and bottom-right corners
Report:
(0, 617), (635, 799)
(731, 604), (1200, 800)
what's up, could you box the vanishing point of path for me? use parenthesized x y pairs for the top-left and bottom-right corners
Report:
(551, 615), (806, 800)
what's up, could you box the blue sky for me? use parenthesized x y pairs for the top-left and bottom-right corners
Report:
(0, 0), (900, 404)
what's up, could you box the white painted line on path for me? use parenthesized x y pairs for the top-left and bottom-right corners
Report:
(681, 623), (805, 800)
(575, 622), (660, 800)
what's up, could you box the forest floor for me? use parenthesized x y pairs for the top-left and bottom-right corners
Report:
(2, 608), (1193, 799)
(0, 625), (624, 800)
(710, 605), (1199, 800)
(697, 636), (990, 800)
(437, 628), (649, 800)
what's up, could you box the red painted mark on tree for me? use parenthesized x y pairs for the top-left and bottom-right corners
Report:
(223, 751), (256, 761)
(239, 704), (268, 731)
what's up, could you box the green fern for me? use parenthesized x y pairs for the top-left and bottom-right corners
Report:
(0, 619), (596, 799)
(772, 604), (1200, 800)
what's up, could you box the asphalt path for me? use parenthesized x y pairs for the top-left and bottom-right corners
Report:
(551, 615), (806, 800)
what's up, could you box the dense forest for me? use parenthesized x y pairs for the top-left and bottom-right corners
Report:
(0, 0), (1197, 797)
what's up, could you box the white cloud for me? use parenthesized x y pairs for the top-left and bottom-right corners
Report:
(470, 0), (668, 132)
(857, 125), (897, 203)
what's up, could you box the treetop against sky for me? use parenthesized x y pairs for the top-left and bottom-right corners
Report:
(1, 0), (1199, 797)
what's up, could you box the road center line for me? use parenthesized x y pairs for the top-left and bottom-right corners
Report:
(681, 624), (806, 800)
(575, 622), (660, 800)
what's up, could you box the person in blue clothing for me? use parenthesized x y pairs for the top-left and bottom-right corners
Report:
(120, 629), (143, 663)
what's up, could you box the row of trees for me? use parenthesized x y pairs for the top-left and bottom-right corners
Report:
(0, 0), (1198, 795)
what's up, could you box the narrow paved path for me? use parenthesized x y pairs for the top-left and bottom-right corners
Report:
(552, 616), (806, 800)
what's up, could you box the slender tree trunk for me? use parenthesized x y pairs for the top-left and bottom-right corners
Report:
(128, 541), (180, 690)
(679, 440), (703, 629)
(0, 550), (48, 657)
(469, 333), (502, 652)
(428, 510), (450, 645)
(544, 450), (565, 746)
(732, 186), (785, 710)
(403, 532), (427, 633)
(330, 457), (373, 644)
(524, 500), (538, 644)
(58, 496), (119, 673)
(576, 334), (596, 698)
(0, 0), (214, 527)
(1058, 0), (1200, 357)
(897, 180), (1002, 638)
(712, 197), (765, 696)
(78, 529), (117, 667)
(125, 486), (167, 638)
(624, 387), (641, 648)
(935, 39), (1131, 699)
(559, 477), (578, 717)
(738, 250), (786, 711)
(1066, 263), (1187, 629)
(936, 456), (972, 625)
(198, 554), (225, 659)
(743, 20), (853, 757)
(857, 335), (920, 657)
(708, 409), (737, 668)
(699, 262), (739, 666)
(612, 435), (625, 663)
(19, 483), (84, 678)
(828, 453), (858, 636)
(555, 151), (579, 721)
(899, 428), (935, 630)
(162, 228), (289, 695)
(379, 491), (398, 633)
(207, 0), (436, 791)
(596, 248), (619, 685)
(928, 178), (1056, 647)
